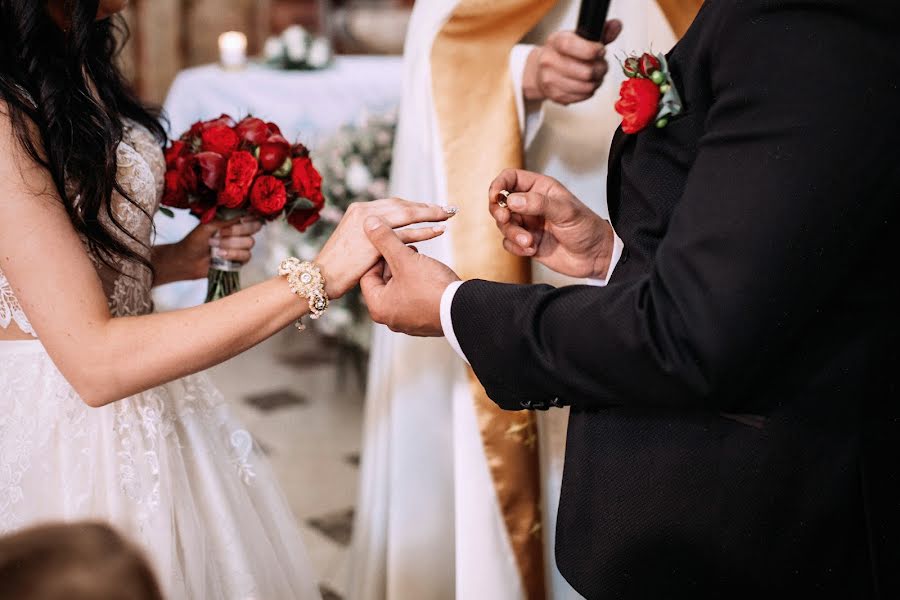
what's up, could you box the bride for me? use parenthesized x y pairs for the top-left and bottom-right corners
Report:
(0, 1), (453, 598)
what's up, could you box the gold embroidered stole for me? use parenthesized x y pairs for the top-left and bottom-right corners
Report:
(431, 2), (557, 598)
(656, 0), (705, 37)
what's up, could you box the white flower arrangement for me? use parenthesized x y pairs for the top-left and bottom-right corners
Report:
(264, 25), (333, 71)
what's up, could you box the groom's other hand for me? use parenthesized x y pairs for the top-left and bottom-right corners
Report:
(360, 217), (460, 337)
(490, 169), (615, 279)
(523, 20), (623, 105)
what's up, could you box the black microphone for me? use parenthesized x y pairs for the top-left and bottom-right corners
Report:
(575, 0), (613, 41)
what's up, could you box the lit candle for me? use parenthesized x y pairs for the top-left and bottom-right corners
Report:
(218, 31), (248, 70)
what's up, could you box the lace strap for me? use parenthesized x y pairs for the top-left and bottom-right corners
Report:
(0, 269), (37, 338)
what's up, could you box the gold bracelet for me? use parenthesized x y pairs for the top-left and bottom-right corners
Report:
(279, 258), (329, 332)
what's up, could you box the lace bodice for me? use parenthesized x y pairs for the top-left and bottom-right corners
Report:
(0, 122), (165, 336)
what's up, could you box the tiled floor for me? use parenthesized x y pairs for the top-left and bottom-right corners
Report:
(208, 328), (364, 599)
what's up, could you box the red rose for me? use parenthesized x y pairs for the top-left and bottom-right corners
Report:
(266, 122), (282, 136)
(639, 52), (661, 77)
(201, 125), (240, 156)
(177, 155), (199, 194)
(197, 203), (218, 224)
(164, 140), (187, 169)
(615, 78), (661, 134)
(623, 56), (641, 78)
(188, 120), (205, 139)
(235, 117), (270, 146)
(287, 208), (321, 233)
(195, 152), (226, 190)
(258, 137), (291, 172)
(291, 157), (323, 202)
(162, 170), (189, 208)
(292, 142), (310, 158)
(189, 193), (219, 223)
(250, 175), (288, 216)
(217, 150), (258, 209)
(206, 114), (237, 129)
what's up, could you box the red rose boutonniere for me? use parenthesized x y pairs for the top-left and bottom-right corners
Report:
(615, 52), (683, 134)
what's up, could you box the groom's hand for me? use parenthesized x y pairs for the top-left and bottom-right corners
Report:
(489, 169), (615, 279)
(360, 217), (460, 337)
(523, 21), (623, 105)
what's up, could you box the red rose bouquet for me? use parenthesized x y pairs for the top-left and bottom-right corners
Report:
(161, 114), (325, 301)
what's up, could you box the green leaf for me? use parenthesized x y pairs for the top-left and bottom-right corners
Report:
(291, 197), (316, 211)
(158, 206), (175, 218)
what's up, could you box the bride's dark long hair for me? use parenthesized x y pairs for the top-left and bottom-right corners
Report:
(0, 0), (166, 273)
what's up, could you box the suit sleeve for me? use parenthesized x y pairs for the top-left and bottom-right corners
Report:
(451, 1), (900, 412)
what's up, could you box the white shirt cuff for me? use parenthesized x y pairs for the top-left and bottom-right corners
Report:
(440, 280), (469, 364)
(586, 232), (625, 287)
(509, 44), (546, 150)
(442, 233), (624, 361)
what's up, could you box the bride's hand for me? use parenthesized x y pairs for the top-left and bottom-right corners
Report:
(152, 217), (263, 286)
(316, 199), (457, 298)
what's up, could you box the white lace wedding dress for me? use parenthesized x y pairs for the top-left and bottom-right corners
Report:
(0, 122), (320, 600)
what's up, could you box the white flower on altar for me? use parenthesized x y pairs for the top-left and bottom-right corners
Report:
(320, 205), (345, 224)
(367, 178), (388, 199)
(345, 158), (373, 195)
(318, 306), (353, 336)
(263, 36), (285, 62)
(296, 241), (319, 262)
(282, 25), (310, 62)
(307, 37), (332, 69)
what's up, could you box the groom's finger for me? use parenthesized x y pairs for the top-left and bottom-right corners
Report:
(506, 191), (571, 223)
(365, 217), (417, 272)
(500, 222), (534, 250)
(503, 238), (536, 257)
(360, 262), (388, 306)
(489, 168), (541, 199)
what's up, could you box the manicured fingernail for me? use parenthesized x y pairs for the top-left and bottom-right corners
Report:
(366, 217), (382, 231)
(433, 224), (446, 233)
(208, 238), (220, 247)
(442, 205), (459, 215)
(517, 234), (529, 246)
(509, 195), (526, 210)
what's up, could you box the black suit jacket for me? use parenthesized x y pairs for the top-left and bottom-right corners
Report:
(451, 1), (899, 598)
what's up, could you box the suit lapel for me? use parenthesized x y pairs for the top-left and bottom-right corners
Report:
(606, 127), (630, 225)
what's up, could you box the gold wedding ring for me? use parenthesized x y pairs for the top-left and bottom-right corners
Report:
(497, 189), (510, 209)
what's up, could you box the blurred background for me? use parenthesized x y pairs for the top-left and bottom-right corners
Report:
(120, 0), (415, 103)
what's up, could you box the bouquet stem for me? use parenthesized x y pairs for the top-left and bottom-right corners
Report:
(205, 254), (243, 302)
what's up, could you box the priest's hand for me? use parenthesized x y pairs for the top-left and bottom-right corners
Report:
(360, 217), (460, 337)
(522, 21), (623, 105)
(489, 169), (615, 279)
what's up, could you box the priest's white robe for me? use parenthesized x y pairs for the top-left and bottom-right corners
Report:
(348, 2), (675, 599)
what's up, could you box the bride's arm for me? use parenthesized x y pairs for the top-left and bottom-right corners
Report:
(0, 118), (451, 408)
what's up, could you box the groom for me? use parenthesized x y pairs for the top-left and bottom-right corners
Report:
(359, 0), (898, 598)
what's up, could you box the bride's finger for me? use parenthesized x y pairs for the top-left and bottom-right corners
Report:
(220, 219), (263, 238)
(376, 201), (458, 228)
(396, 225), (446, 245)
(213, 236), (256, 250)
